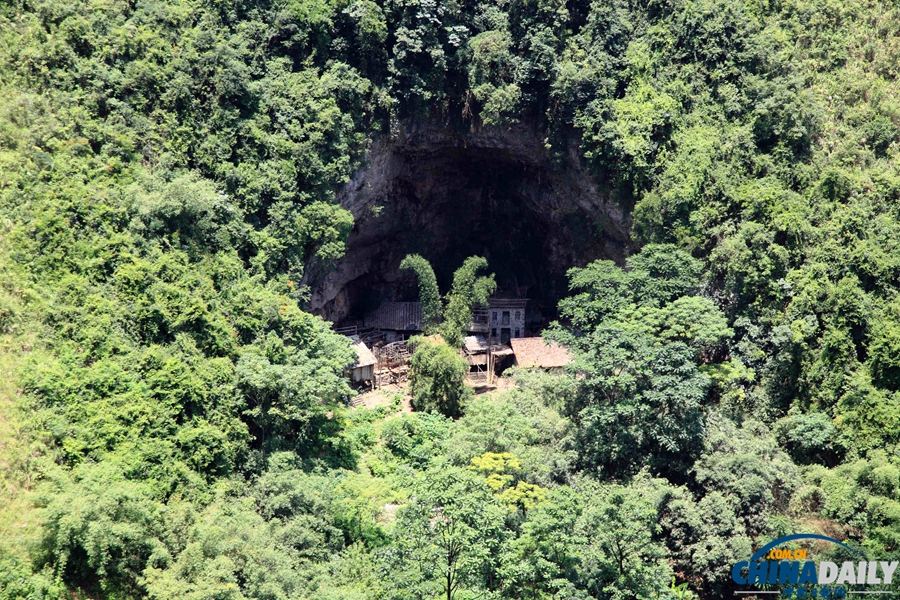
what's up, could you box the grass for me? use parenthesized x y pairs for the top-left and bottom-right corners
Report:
(0, 340), (39, 563)
(0, 248), (44, 564)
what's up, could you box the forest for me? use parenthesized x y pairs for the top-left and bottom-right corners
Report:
(1, 0), (900, 598)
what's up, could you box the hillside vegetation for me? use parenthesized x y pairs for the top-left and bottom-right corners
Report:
(1, 0), (900, 598)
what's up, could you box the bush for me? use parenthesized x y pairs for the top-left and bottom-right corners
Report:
(408, 337), (472, 418)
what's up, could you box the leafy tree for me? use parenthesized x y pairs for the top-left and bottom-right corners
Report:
(386, 466), (506, 600)
(142, 498), (318, 600)
(441, 256), (496, 348)
(499, 477), (681, 600)
(468, 29), (521, 125)
(236, 329), (354, 458)
(331, 472), (399, 548)
(34, 464), (164, 598)
(574, 477), (673, 600)
(869, 311), (900, 392)
(692, 414), (798, 538)
(445, 370), (575, 486)
(773, 410), (844, 466)
(408, 336), (472, 418)
(498, 486), (582, 599)
(467, 451), (549, 512)
(550, 246), (733, 479)
(400, 253), (442, 333)
(398, 254), (495, 345)
(562, 329), (710, 479)
(657, 485), (751, 598)
(380, 411), (453, 467)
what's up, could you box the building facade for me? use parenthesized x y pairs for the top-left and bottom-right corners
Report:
(487, 298), (527, 344)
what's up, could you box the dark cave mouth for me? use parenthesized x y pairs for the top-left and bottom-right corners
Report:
(306, 123), (630, 326)
(343, 176), (578, 327)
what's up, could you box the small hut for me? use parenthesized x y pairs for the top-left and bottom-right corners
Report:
(463, 334), (515, 381)
(463, 334), (491, 358)
(348, 336), (377, 383)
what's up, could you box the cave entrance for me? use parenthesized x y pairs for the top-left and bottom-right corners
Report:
(305, 122), (630, 329)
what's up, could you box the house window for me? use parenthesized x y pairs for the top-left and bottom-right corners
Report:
(502, 311), (510, 325)
(515, 310), (520, 321)
(492, 311), (497, 321)
(514, 329), (520, 338)
(491, 328), (497, 338)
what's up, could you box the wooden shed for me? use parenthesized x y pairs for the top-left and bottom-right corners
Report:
(364, 302), (423, 332)
(349, 336), (378, 383)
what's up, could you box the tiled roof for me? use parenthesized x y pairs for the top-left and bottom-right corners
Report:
(510, 337), (572, 368)
(487, 298), (528, 309)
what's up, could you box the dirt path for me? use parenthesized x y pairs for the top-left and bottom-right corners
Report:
(354, 383), (413, 413)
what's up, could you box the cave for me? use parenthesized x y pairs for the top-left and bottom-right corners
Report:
(304, 120), (631, 328)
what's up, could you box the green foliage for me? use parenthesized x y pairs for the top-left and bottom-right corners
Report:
(398, 253), (497, 346)
(468, 30), (521, 125)
(380, 411), (452, 467)
(468, 451), (520, 492)
(408, 336), (472, 418)
(4, 0), (900, 597)
(236, 328), (354, 459)
(498, 485), (583, 599)
(35, 463), (165, 597)
(498, 477), (676, 600)
(385, 466), (506, 600)
(657, 484), (751, 599)
(869, 310), (900, 392)
(400, 253), (441, 333)
(792, 450), (900, 556)
(551, 245), (735, 480)
(331, 471), (399, 548)
(692, 414), (798, 538)
(142, 497), (332, 599)
(575, 477), (673, 600)
(441, 256), (497, 348)
(445, 370), (575, 486)
(773, 410), (844, 466)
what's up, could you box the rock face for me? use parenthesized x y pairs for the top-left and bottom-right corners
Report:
(304, 119), (631, 323)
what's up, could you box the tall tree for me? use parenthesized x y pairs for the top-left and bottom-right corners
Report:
(400, 253), (442, 333)
(388, 466), (506, 600)
(408, 336), (472, 418)
(549, 246), (733, 480)
(442, 256), (497, 347)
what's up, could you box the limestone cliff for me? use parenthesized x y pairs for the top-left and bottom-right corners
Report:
(304, 119), (631, 323)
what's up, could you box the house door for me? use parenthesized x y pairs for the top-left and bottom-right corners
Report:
(501, 328), (511, 344)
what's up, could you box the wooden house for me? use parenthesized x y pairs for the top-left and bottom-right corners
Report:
(462, 335), (515, 382)
(348, 336), (378, 383)
(364, 302), (423, 341)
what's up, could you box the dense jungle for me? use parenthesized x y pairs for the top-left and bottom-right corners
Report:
(1, 0), (900, 598)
